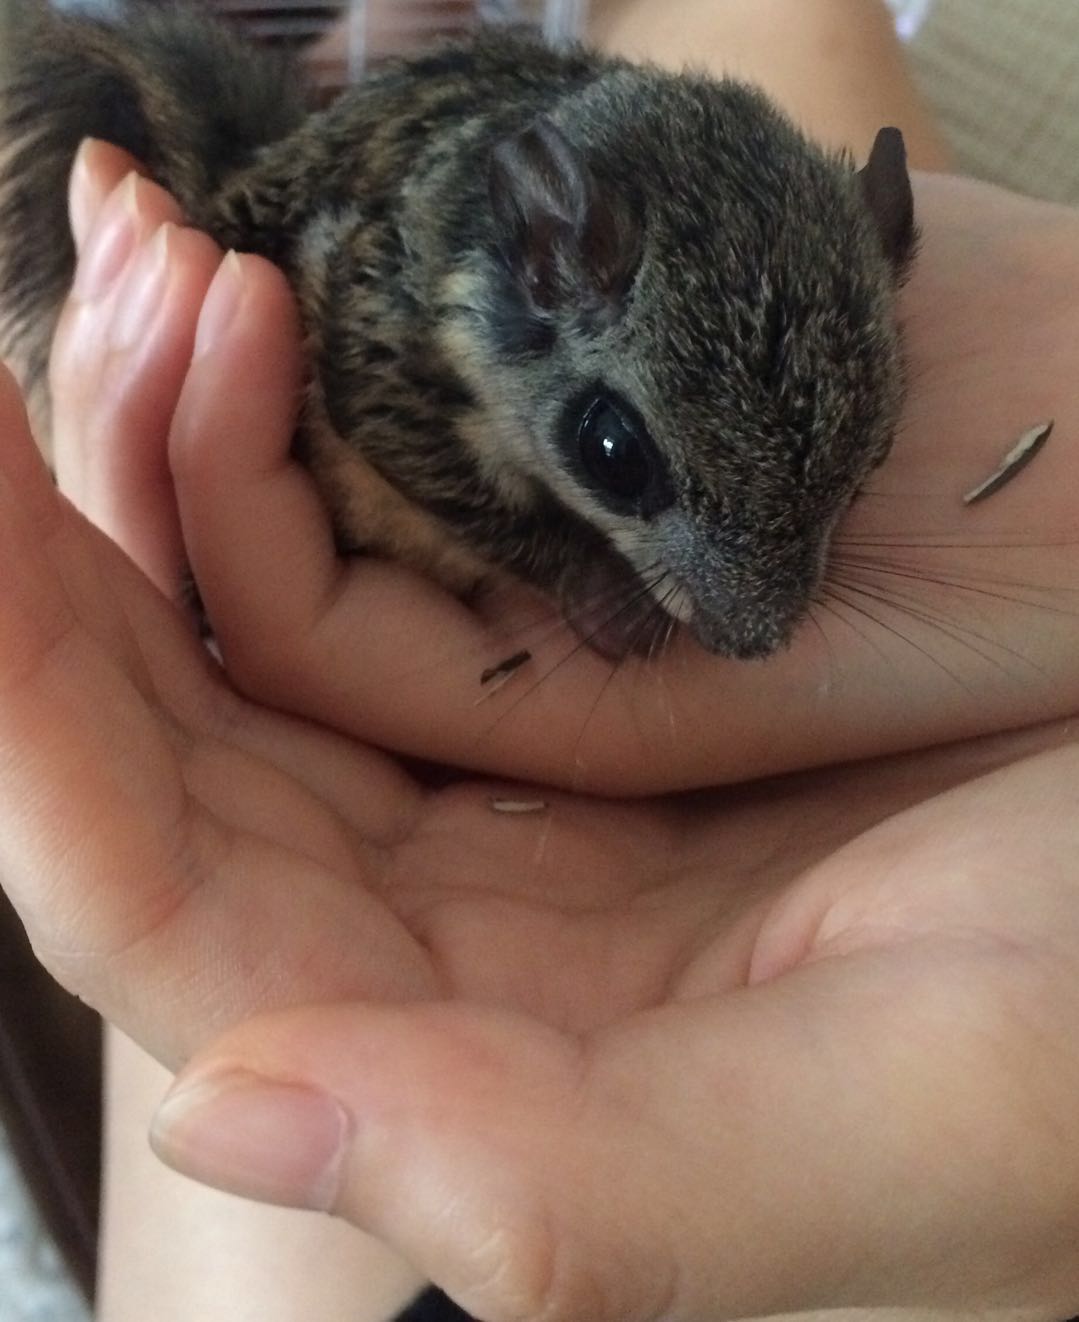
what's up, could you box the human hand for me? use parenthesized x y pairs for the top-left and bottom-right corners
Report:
(53, 152), (1079, 798)
(10, 258), (1079, 1315)
(10, 233), (1041, 1072)
(32, 53), (1079, 1322)
(143, 723), (1079, 1322)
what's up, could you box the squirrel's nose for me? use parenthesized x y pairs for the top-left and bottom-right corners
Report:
(686, 574), (813, 659)
(690, 607), (797, 660)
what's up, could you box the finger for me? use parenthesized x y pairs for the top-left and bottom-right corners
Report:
(83, 221), (221, 595)
(151, 951), (1079, 1322)
(53, 174), (221, 595)
(0, 364), (63, 526)
(149, 1002), (673, 1322)
(0, 372), (427, 1060)
(0, 499), (422, 1061)
(218, 699), (424, 849)
(168, 249), (336, 648)
(147, 997), (882, 1322)
(170, 253), (504, 720)
(0, 385), (194, 960)
(52, 170), (183, 500)
(68, 138), (145, 254)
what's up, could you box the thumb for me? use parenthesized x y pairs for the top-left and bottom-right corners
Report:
(145, 971), (1079, 1322)
(150, 1001), (680, 1322)
(143, 988), (930, 1322)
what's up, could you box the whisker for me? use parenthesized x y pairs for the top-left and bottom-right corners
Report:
(478, 569), (671, 742)
(827, 572), (1046, 683)
(657, 610), (680, 743)
(829, 553), (1079, 612)
(822, 584), (975, 693)
(814, 592), (895, 669)
(568, 580), (676, 780)
(646, 579), (679, 666)
(466, 559), (668, 681)
(833, 531), (1079, 550)
(829, 568), (1049, 671)
(803, 599), (845, 678)
(635, 589), (683, 749)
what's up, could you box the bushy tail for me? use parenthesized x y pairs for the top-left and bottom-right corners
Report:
(0, 2), (306, 394)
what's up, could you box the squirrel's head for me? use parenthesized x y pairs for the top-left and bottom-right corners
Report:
(446, 71), (915, 660)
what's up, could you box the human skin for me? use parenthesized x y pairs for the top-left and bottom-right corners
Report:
(17, 2), (1078, 1320)
(3, 348), (1079, 1319)
(1, 156), (1073, 1322)
(588, 0), (952, 168)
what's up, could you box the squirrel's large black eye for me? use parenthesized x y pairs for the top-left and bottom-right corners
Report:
(578, 396), (653, 500)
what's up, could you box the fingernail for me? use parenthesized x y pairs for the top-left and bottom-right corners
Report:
(68, 138), (114, 255)
(108, 222), (174, 350)
(193, 251), (246, 359)
(150, 1069), (350, 1211)
(72, 172), (142, 302)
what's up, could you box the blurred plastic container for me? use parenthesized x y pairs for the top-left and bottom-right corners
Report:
(487, 0), (589, 46)
(42, 0), (589, 94)
(207, 1), (589, 92)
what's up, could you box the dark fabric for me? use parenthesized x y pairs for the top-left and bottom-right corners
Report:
(395, 1286), (478, 1322)
(0, 886), (101, 1303)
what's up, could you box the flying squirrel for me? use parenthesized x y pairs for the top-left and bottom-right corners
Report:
(0, 3), (916, 661)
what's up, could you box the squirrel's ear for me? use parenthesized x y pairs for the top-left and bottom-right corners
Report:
(858, 127), (916, 275)
(489, 116), (641, 311)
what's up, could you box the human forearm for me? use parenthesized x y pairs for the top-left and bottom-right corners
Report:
(588, 0), (950, 167)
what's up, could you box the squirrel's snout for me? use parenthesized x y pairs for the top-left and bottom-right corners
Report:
(690, 607), (800, 660)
